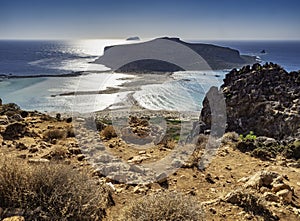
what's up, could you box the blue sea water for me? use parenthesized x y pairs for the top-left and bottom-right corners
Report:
(0, 40), (299, 112)
(207, 40), (300, 72)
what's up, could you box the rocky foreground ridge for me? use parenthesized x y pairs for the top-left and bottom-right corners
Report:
(200, 62), (300, 141)
(95, 37), (256, 72)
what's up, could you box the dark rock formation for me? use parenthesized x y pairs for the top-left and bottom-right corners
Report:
(2, 122), (27, 140)
(95, 37), (256, 72)
(199, 63), (300, 140)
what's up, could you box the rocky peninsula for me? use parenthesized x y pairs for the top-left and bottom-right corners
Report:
(95, 37), (257, 72)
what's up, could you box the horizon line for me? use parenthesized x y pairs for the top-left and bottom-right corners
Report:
(0, 37), (300, 41)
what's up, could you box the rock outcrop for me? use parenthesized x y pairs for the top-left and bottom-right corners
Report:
(95, 37), (256, 72)
(199, 63), (300, 140)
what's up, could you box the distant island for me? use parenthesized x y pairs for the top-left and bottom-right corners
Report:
(126, 36), (140, 41)
(95, 37), (257, 72)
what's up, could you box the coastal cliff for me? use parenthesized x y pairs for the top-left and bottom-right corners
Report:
(199, 62), (300, 140)
(95, 37), (256, 72)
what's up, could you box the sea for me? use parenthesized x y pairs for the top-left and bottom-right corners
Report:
(0, 39), (300, 113)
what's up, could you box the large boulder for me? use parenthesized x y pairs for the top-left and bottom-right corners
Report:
(1, 122), (27, 140)
(199, 63), (300, 140)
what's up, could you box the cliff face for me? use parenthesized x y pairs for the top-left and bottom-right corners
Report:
(199, 63), (300, 140)
(95, 37), (256, 72)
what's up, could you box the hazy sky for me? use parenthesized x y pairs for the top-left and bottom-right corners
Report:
(0, 0), (300, 40)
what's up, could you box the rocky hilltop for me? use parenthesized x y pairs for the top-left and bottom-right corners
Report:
(199, 62), (300, 141)
(95, 37), (256, 72)
(0, 100), (300, 220)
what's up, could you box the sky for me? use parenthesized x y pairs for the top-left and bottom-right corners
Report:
(0, 0), (300, 40)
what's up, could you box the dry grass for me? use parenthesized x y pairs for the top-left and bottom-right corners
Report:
(101, 125), (117, 140)
(0, 158), (113, 220)
(119, 191), (205, 221)
(43, 129), (66, 141)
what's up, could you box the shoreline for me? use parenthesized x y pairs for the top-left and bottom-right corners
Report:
(0, 70), (112, 79)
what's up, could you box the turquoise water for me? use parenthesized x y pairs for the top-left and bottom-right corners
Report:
(0, 40), (299, 112)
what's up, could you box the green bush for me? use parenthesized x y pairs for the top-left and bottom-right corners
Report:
(239, 131), (257, 142)
(0, 158), (113, 220)
(119, 191), (204, 221)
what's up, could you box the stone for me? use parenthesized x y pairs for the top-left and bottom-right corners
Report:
(2, 216), (25, 221)
(16, 142), (28, 150)
(68, 147), (82, 155)
(133, 185), (148, 194)
(77, 154), (85, 161)
(205, 173), (215, 184)
(106, 182), (116, 191)
(260, 186), (269, 194)
(243, 171), (279, 189)
(156, 172), (168, 183)
(127, 155), (149, 164)
(9, 114), (23, 122)
(28, 158), (50, 164)
(0, 115), (9, 125)
(263, 192), (280, 202)
(138, 150), (146, 155)
(66, 117), (73, 123)
(2, 122), (27, 140)
(276, 189), (293, 204)
(129, 164), (144, 173)
(272, 183), (292, 193)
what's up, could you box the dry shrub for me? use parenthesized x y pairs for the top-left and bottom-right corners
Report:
(66, 127), (76, 137)
(0, 158), (113, 220)
(164, 139), (176, 149)
(221, 132), (240, 145)
(101, 125), (117, 140)
(43, 129), (66, 141)
(119, 191), (204, 221)
(47, 146), (69, 160)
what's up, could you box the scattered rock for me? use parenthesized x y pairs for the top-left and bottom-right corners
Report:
(2, 216), (25, 221)
(272, 183), (292, 193)
(65, 117), (72, 123)
(133, 185), (148, 194)
(77, 154), (85, 161)
(276, 189), (293, 204)
(205, 173), (216, 184)
(156, 172), (168, 184)
(263, 192), (280, 202)
(68, 147), (81, 155)
(243, 170), (279, 189)
(0, 115), (9, 125)
(15, 142), (28, 150)
(224, 190), (279, 220)
(28, 158), (50, 164)
(138, 150), (146, 155)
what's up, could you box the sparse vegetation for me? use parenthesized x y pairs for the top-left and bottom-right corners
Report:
(239, 131), (257, 142)
(119, 191), (204, 221)
(221, 132), (240, 144)
(0, 158), (113, 220)
(43, 129), (66, 141)
(101, 125), (117, 140)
